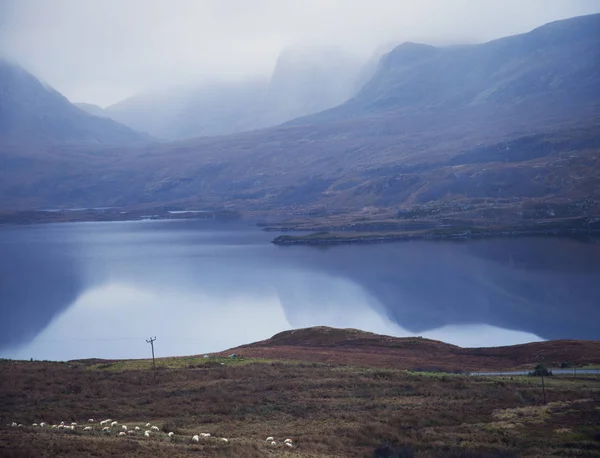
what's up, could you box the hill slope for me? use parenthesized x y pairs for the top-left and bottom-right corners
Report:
(0, 59), (150, 145)
(1, 14), (599, 213)
(102, 47), (363, 140)
(227, 326), (600, 372)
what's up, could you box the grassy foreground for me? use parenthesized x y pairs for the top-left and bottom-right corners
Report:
(1, 355), (599, 457)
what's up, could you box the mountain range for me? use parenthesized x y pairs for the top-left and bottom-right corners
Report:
(75, 47), (365, 140)
(0, 14), (599, 218)
(0, 58), (149, 146)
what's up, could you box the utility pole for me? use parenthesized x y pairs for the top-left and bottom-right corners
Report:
(146, 336), (157, 383)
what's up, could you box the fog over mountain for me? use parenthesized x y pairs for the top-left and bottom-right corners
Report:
(96, 46), (364, 140)
(1, 0), (599, 107)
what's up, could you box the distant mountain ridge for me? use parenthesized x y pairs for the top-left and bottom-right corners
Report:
(0, 14), (599, 215)
(0, 58), (150, 145)
(101, 46), (364, 140)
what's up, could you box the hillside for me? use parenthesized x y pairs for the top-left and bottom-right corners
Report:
(227, 326), (600, 372)
(0, 59), (150, 146)
(1, 327), (599, 457)
(101, 46), (363, 140)
(0, 14), (599, 215)
(74, 102), (107, 118)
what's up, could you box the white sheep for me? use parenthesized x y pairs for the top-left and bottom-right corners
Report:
(167, 432), (174, 437)
(265, 436), (274, 441)
(150, 425), (159, 432)
(200, 433), (210, 437)
(144, 430), (151, 437)
(88, 418), (94, 423)
(121, 425), (127, 431)
(11, 422), (17, 427)
(118, 431), (126, 437)
(83, 426), (92, 431)
(134, 426), (141, 431)
(111, 421), (118, 428)
(271, 441), (277, 446)
(32, 423), (38, 427)
(71, 422), (77, 426)
(40, 422), (46, 427)
(191, 435), (199, 443)
(284, 439), (293, 444)
(51, 425), (58, 429)
(285, 442), (293, 448)
(145, 422), (151, 427)
(221, 438), (229, 442)
(70, 425), (75, 430)
(100, 420), (108, 426)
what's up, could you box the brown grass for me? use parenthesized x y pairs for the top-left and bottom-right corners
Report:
(1, 356), (599, 458)
(226, 327), (600, 372)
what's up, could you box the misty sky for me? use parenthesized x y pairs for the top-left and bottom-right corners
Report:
(1, 0), (599, 107)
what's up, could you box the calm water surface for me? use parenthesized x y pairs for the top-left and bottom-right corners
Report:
(1, 219), (599, 360)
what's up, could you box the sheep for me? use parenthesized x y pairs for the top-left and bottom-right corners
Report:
(88, 418), (94, 423)
(150, 425), (159, 432)
(70, 425), (75, 430)
(121, 425), (127, 431)
(32, 423), (38, 427)
(191, 435), (199, 443)
(271, 441), (277, 446)
(221, 438), (229, 442)
(145, 422), (151, 427)
(18, 424), (23, 428)
(11, 422), (17, 427)
(71, 422), (77, 426)
(100, 420), (108, 426)
(144, 431), (151, 438)
(285, 442), (293, 448)
(102, 427), (110, 432)
(83, 426), (92, 431)
(51, 425), (58, 429)
(284, 439), (293, 444)
(118, 431), (126, 437)
(111, 421), (118, 428)
(134, 426), (141, 431)
(265, 436), (274, 441)
(58, 424), (64, 429)
(200, 433), (211, 437)
(167, 432), (174, 437)
(40, 422), (46, 427)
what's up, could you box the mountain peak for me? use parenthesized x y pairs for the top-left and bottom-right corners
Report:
(0, 61), (150, 145)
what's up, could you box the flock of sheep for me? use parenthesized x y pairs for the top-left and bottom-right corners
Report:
(7, 419), (294, 448)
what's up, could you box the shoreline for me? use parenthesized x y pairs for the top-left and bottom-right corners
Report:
(0, 208), (241, 226)
(270, 217), (600, 245)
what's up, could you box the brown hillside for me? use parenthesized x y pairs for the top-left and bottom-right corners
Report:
(223, 326), (600, 372)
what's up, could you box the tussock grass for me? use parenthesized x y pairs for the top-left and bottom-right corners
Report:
(0, 359), (598, 457)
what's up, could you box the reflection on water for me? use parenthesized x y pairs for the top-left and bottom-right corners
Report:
(0, 220), (598, 360)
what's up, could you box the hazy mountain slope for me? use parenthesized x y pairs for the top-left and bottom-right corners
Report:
(259, 47), (363, 127)
(294, 13), (600, 124)
(0, 59), (150, 145)
(102, 47), (364, 140)
(1, 14), (599, 214)
(167, 79), (269, 139)
(74, 102), (107, 118)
